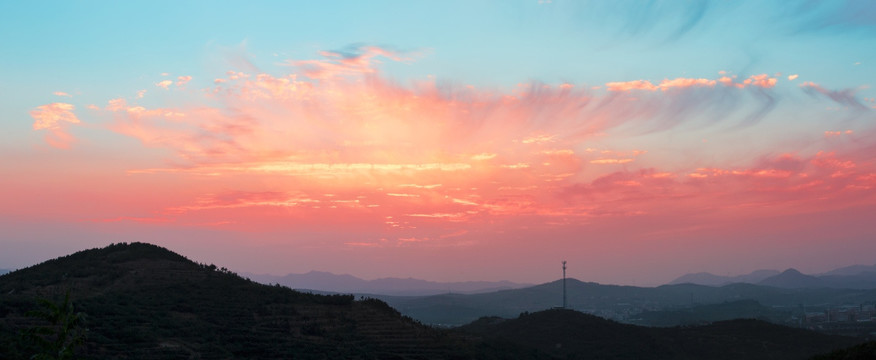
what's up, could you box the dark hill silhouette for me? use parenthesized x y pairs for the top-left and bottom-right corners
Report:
(0, 242), (533, 359)
(759, 268), (826, 288)
(812, 340), (876, 360)
(457, 308), (860, 360)
(632, 299), (787, 327)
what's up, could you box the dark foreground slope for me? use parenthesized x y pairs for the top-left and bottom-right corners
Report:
(457, 309), (861, 360)
(0, 243), (531, 359)
(812, 340), (876, 360)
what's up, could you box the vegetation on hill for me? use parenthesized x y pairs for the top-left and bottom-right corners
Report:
(0, 243), (866, 359)
(0, 242), (534, 359)
(811, 340), (876, 360)
(458, 308), (861, 360)
(383, 279), (876, 326)
(631, 299), (790, 327)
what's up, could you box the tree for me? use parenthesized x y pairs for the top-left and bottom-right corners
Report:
(23, 290), (86, 360)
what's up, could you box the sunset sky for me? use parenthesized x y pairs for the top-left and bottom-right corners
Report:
(2, 1), (875, 285)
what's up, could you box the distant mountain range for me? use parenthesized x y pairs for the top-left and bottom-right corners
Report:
(245, 270), (532, 296)
(0, 243), (864, 360)
(669, 264), (876, 289)
(379, 278), (876, 326)
(0, 269), (10, 276)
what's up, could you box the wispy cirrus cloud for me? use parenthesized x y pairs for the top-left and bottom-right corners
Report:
(28, 45), (876, 254)
(800, 81), (870, 110)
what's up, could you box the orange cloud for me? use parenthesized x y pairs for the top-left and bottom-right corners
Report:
(606, 80), (658, 92)
(743, 74), (777, 88)
(285, 45), (406, 79)
(42, 47), (874, 261)
(30, 102), (81, 149)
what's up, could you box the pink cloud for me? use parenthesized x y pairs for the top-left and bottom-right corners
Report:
(176, 75), (192, 87)
(53, 91), (72, 97)
(26, 47), (875, 278)
(743, 74), (777, 88)
(30, 102), (80, 149)
(607, 75), (776, 93)
(658, 77), (716, 90)
(156, 80), (173, 89)
(606, 80), (657, 92)
(824, 130), (853, 137)
(284, 45), (406, 80)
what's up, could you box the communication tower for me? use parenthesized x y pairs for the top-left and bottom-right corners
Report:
(562, 260), (567, 309)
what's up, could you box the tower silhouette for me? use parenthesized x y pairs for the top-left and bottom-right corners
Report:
(562, 260), (567, 309)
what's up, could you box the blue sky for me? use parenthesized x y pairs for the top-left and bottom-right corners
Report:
(1, 1), (875, 284)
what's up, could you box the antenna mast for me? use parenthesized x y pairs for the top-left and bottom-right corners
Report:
(562, 260), (567, 309)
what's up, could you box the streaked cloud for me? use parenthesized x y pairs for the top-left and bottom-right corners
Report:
(800, 82), (870, 110)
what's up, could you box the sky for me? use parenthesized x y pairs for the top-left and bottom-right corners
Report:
(1, 1), (875, 285)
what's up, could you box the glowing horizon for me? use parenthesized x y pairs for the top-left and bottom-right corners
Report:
(2, 1), (875, 285)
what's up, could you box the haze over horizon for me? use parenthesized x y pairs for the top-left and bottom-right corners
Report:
(2, 1), (875, 286)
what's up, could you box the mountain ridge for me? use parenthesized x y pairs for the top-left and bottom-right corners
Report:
(0, 242), (526, 359)
(246, 270), (532, 296)
(669, 264), (876, 289)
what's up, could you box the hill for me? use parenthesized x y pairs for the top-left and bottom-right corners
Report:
(758, 268), (826, 289)
(382, 279), (876, 326)
(0, 242), (531, 359)
(670, 265), (876, 289)
(457, 308), (860, 360)
(669, 270), (780, 286)
(247, 270), (530, 296)
(631, 299), (789, 327)
(812, 340), (876, 360)
(0, 243), (867, 359)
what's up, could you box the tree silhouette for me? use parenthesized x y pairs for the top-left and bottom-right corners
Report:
(23, 290), (86, 360)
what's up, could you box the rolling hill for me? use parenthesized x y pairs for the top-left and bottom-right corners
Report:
(0, 242), (530, 359)
(670, 265), (876, 289)
(0, 243), (866, 359)
(457, 308), (859, 360)
(382, 279), (876, 326)
(669, 269), (780, 286)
